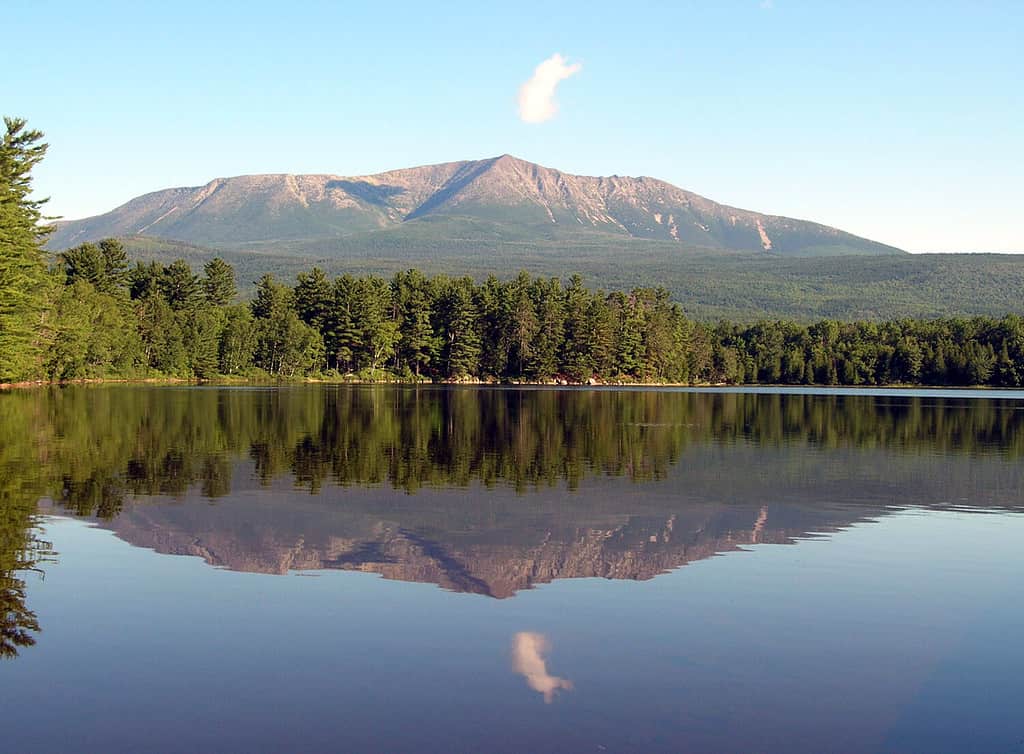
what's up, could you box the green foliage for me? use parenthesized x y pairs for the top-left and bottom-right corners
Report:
(393, 269), (438, 378)
(0, 117), (53, 381)
(351, 276), (399, 377)
(202, 257), (237, 306)
(251, 275), (324, 376)
(136, 292), (186, 374)
(437, 278), (481, 378)
(46, 280), (143, 379)
(159, 259), (201, 311)
(219, 305), (257, 375)
(181, 306), (225, 379)
(129, 260), (163, 300)
(110, 234), (1024, 323)
(9, 216), (1024, 386)
(60, 238), (128, 295)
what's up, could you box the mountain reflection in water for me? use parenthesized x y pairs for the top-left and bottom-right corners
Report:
(3, 384), (1024, 658)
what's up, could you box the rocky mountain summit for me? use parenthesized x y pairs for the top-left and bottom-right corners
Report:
(49, 155), (901, 256)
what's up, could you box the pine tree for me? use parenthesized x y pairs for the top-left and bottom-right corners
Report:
(181, 306), (225, 379)
(506, 271), (538, 377)
(439, 279), (481, 378)
(60, 243), (105, 287)
(159, 260), (200, 311)
(995, 340), (1018, 387)
(294, 267), (332, 332)
(352, 277), (398, 377)
(59, 238), (128, 296)
(560, 274), (593, 380)
(98, 238), (129, 292)
(129, 261), (164, 300)
(476, 275), (509, 378)
(328, 275), (362, 372)
(393, 269), (437, 377)
(527, 277), (565, 379)
(0, 117), (54, 381)
(585, 294), (617, 378)
(202, 257), (237, 306)
(612, 292), (644, 378)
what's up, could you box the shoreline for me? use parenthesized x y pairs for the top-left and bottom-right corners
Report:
(1, 376), (1017, 392)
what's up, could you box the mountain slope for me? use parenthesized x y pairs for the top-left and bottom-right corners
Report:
(49, 155), (902, 256)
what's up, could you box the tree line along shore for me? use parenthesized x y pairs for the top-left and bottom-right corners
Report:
(3, 117), (1024, 388)
(2, 241), (1023, 389)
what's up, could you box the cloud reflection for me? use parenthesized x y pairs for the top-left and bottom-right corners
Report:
(512, 632), (573, 703)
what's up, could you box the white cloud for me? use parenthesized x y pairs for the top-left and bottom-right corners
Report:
(760, 0), (774, 8)
(517, 54), (582, 124)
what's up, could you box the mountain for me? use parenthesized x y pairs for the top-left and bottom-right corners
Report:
(94, 493), (867, 598)
(48, 155), (902, 256)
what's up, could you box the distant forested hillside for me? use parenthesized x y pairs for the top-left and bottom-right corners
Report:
(116, 236), (1024, 322)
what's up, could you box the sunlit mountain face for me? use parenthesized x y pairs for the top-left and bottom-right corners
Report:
(48, 155), (901, 256)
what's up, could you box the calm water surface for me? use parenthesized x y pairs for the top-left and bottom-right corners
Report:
(1, 385), (1022, 753)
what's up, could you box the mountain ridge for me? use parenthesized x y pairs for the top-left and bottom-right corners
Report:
(48, 154), (903, 256)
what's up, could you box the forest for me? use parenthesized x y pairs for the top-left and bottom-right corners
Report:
(3, 117), (1024, 387)
(2, 244), (1022, 387)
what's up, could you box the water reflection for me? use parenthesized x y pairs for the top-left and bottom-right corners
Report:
(85, 491), (884, 596)
(2, 385), (1024, 658)
(512, 632), (573, 703)
(0, 497), (52, 659)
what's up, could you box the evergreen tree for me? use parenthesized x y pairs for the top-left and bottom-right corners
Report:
(527, 277), (565, 378)
(995, 340), (1019, 387)
(328, 275), (362, 372)
(251, 274), (324, 375)
(505, 272), (538, 377)
(352, 277), (398, 378)
(393, 269), (437, 378)
(59, 238), (128, 296)
(585, 293), (617, 378)
(129, 261), (164, 300)
(160, 260), (200, 311)
(477, 275), (510, 377)
(202, 257), (237, 306)
(60, 243), (105, 288)
(181, 306), (225, 379)
(99, 240), (129, 286)
(0, 117), (53, 381)
(294, 267), (332, 332)
(612, 292), (645, 378)
(438, 278), (481, 378)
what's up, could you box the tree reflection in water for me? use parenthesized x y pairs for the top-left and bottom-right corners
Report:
(2, 384), (1024, 659)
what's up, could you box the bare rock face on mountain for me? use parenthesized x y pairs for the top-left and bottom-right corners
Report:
(49, 155), (901, 256)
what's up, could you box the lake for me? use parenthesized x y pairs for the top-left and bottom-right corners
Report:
(2, 385), (1022, 753)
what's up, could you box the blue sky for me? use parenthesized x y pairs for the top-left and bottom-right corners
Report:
(6, 0), (1022, 251)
